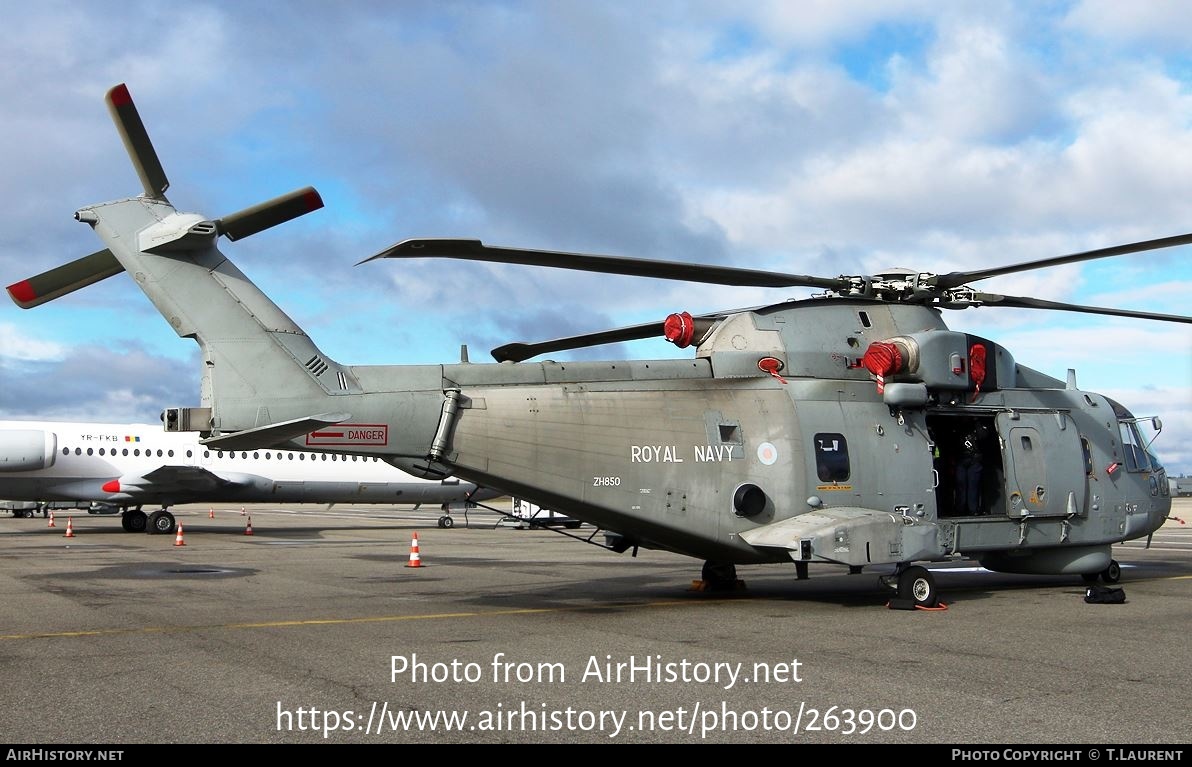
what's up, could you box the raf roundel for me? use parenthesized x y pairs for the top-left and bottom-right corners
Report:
(757, 442), (778, 466)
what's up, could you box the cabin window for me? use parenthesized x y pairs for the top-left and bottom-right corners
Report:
(75, 448), (82, 456)
(168, 450), (174, 458)
(86, 448), (93, 456)
(62, 448), (68, 456)
(813, 433), (850, 482)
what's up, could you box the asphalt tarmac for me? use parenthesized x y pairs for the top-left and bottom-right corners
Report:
(1, 498), (1189, 744)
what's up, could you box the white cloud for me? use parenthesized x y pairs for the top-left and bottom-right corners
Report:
(1063, 0), (1192, 51)
(0, 324), (65, 362)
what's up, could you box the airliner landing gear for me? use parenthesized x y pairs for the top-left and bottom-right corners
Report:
(122, 508), (148, 533)
(437, 515), (455, 529)
(147, 509), (175, 535)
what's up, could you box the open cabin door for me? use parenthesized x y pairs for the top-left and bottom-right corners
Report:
(996, 411), (1087, 519)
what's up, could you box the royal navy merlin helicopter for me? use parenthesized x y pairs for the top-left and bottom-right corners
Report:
(8, 84), (1188, 608)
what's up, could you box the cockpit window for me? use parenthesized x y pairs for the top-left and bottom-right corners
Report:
(1118, 420), (1161, 472)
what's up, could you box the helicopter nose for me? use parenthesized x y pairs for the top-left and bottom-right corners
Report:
(1139, 503), (1168, 539)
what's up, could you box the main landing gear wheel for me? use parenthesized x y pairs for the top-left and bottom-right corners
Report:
(701, 561), (739, 591)
(122, 510), (148, 533)
(1081, 560), (1121, 584)
(437, 515), (455, 529)
(147, 510), (175, 535)
(897, 565), (939, 608)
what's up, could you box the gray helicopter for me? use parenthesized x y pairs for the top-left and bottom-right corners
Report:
(9, 84), (1188, 608)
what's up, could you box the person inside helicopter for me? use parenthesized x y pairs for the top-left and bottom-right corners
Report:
(954, 420), (992, 516)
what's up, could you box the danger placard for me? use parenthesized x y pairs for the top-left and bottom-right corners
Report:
(306, 424), (389, 446)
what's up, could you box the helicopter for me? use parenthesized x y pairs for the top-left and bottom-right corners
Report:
(8, 83), (1188, 609)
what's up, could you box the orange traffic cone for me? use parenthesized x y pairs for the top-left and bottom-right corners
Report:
(47, 511), (55, 528)
(405, 532), (423, 568)
(174, 523), (186, 547)
(64, 517), (75, 538)
(244, 516), (254, 536)
(209, 508), (215, 519)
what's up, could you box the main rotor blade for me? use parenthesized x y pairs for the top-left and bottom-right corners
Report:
(968, 292), (1192, 323)
(106, 84), (169, 199)
(492, 321), (664, 363)
(215, 187), (324, 241)
(490, 305), (771, 362)
(6, 249), (123, 309)
(933, 232), (1192, 290)
(365, 239), (848, 290)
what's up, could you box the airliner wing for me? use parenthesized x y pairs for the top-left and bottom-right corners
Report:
(111, 465), (244, 495)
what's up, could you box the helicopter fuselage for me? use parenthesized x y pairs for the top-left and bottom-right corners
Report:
(178, 292), (1169, 576)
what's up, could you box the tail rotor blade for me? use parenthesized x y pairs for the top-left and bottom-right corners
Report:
(6, 249), (123, 309)
(105, 84), (169, 199)
(215, 187), (324, 241)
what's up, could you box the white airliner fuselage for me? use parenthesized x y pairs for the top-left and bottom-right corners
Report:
(0, 420), (501, 532)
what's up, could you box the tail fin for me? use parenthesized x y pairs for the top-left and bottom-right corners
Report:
(7, 84), (361, 434)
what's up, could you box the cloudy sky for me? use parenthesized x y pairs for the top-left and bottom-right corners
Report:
(1, 1), (1190, 474)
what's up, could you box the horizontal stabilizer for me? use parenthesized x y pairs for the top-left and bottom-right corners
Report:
(7, 249), (123, 309)
(201, 412), (352, 451)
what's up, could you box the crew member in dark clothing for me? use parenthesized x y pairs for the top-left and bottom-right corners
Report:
(954, 422), (989, 515)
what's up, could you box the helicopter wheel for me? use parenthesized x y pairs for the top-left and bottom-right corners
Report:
(437, 515), (454, 529)
(701, 561), (738, 591)
(897, 566), (939, 608)
(1101, 559), (1121, 584)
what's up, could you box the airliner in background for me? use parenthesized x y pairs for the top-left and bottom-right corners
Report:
(0, 420), (503, 533)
